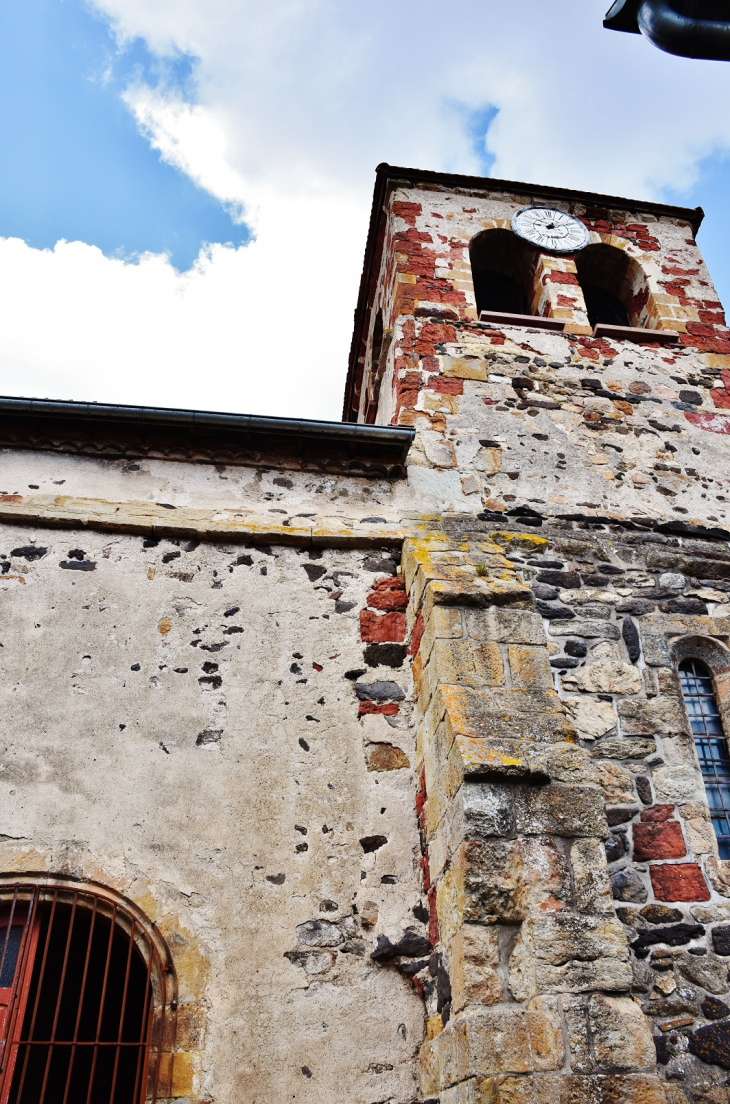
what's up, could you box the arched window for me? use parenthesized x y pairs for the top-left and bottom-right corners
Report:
(0, 883), (174, 1104)
(679, 658), (730, 860)
(469, 229), (536, 317)
(575, 243), (651, 329)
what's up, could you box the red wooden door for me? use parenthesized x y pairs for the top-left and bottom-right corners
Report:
(0, 902), (39, 1104)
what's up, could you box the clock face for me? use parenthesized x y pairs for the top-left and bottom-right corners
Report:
(511, 206), (590, 254)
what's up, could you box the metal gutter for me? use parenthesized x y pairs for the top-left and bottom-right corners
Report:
(342, 163), (704, 421)
(0, 394), (415, 468)
(605, 0), (730, 59)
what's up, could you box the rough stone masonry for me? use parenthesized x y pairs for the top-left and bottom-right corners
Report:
(2, 164), (730, 1102)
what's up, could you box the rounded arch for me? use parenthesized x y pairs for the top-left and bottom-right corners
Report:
(0, 875), (176, 1104)
(673, 641), (730, 862)
(469, 228), (538, 317)
(575, 241), (655, 329)
(671, 634), (730, 677)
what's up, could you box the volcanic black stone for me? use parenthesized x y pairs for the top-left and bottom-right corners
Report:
(11, 545), (47, 561)
(702, 997), (730, 1021)
(355, 681), (405, 702)
(679, 390), (702, 406)
(712, 926), (730, 956)
(302, 564), (327, 582)
(636, 776), (653, 805)
(371, 932), (433, 962)
(606, 807), (639, 827)
(363, 643), (407, 669)
(631, 923), (705, 951)
(654, 1035), (671, 1065)
(688, 1021), (730, 1068)
(661, 597), (708, 615)
(565, 639), (588, 658)
(531, 583), (560, 601)
(396, 958), (430, 976)
(622, 618), (641, 663)
(536, 602), (576, 620)
(615, 600), (655, 616)
(360, 835), (388, 854)
(606, 835), (627, 863)
(550, 657), (580, 668)
(537, 570), (581, 589)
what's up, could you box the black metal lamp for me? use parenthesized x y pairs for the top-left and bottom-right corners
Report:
(604, 0), (730, 60)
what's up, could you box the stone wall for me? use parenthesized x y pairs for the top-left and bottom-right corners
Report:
(403, 515), (730, 1103)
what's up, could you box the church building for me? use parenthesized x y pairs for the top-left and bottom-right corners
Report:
(0, 163), (729, 1103)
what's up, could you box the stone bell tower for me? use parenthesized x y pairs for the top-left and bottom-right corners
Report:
(343, 165), (730, 1103)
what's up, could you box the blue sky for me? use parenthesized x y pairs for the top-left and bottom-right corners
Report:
(1, 0), (730, 418)
(0, 0), (247, 270)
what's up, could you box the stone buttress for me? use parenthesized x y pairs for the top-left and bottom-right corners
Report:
(405, 532), (666, 1104)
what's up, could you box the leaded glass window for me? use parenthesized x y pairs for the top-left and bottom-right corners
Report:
(679, 658), (730, 860)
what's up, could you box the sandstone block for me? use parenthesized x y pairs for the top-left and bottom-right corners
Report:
(544, 746), (631, 799)
(549, 620), (620, 640)
(535, 955), (633, 994)
(521, 836), (572, 912)
(431, 639), (505, 688)
(419, 1027), (459, 1096)
(591, 737), (657, 760)
(564, 660), (642, 696)
(508, 645), (553, 689)
(457, 999), (565, 1077)
(559, 1074), (669, 1104)
(460, 838), (527, 925)
(632, 821), (686, 861)
(571, 838), (613, 914)
(617, 696), (688, 736)
(420, 606), (464, 664)
(464, 607), (545, 644)
(530, 912), (628, 968)
(513, 783), (607, 838)
(508, 929), (537, 1003)
(488, 532), (549, 556)
(442, 354), (488, 380)
(705, 856), (730, 898)
(450, 924), (502, 1012)
(591, 762), (637, 805)
(484, 1076), (561, 1104)
(563, 696), (617, 741)
(441, 685), (576, 746)
(641, 635), (672, 667)
(462, 781), (515, 839)
(587, 994), (657, 1072)
(652, 765), (703, 805)
(650, 863), (710, 902)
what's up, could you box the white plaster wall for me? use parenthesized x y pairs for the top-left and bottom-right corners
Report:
(0, 527), (424, 1102)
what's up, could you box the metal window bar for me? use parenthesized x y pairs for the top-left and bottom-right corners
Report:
(679, 658), (730, 860)
(0, 885), (169, 1104)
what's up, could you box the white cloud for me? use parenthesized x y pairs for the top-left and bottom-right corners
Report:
(3, 0), (730, 417)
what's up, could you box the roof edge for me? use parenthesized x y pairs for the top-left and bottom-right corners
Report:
(373, 163), (705, 231)
(0, 394), (415, 468)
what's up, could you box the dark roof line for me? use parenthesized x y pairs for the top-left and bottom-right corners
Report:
(342, 162), (704, 420)
(0, 394), (414, 466)
(373, 163), (705, 231)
